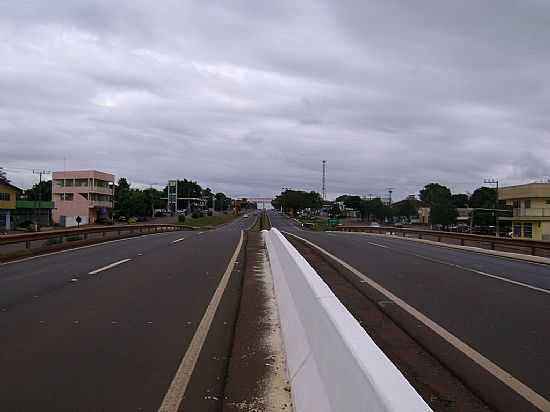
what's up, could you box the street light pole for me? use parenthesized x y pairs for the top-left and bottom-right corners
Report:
(484, 178), (499, 237)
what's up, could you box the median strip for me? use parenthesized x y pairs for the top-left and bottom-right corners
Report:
(88, 259), (132, 275)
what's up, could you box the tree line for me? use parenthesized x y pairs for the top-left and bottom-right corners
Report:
(272, 182), (500, 227)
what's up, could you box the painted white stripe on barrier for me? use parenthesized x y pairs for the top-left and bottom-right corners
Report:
(265, 228), (431, 412)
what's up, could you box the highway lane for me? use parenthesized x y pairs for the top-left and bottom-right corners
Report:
(0, 215), (255, 411)
(269, 212), (550, 403)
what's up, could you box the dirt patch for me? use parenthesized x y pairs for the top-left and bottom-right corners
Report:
(223, 231), (292, 412)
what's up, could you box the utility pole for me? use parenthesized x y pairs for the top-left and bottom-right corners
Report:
(483, 179), (499, 236)
(387, 187), (394, 206)
(33, 170), (50, 232)
(322, 160), (327, 201)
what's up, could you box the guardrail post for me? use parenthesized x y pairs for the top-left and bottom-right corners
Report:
(26, 240), (31, 249)
(84, 234), (88, 240)
(460, 239), (465, 246)
(490, 242), (495, 250)
(531, 246), (536, 256)
(103, 231), (106, 237)
(418, 233), (422, 239)
(437, 235), (441, 242)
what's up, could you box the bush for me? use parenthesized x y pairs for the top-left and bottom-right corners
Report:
(67, 235), (82, 242)
(45, 237), (63, 246)
(207, 210), (213, 216)
(191, 211), (204, 219)
(177, 214), (186, 223)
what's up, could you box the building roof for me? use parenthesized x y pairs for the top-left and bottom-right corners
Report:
(0, 180), (22, 192)
(498, 183), (550, 200)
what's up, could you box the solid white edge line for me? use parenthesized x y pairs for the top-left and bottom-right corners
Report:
(158, 230), (244, 412)
(282, 230), (550, 412)
(331, 231), (550, 295)
(405, 251), (550, 296)
(88, 259), (132, 275)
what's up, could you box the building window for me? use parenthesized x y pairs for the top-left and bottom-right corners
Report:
(524, 199), (531, 208)
(513, 223), (522, 237)
(513, 200), (520, 208)
(60, 193), (74, 201)
(0, 192), (10, 201)
(55, 179), (64, 187)
(523, 223), (533, 239)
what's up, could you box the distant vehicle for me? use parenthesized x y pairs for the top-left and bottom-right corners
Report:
(118, 216), (127, 222)
(369, 222), (381, 227)
(243, 214), (249, 218)
(128, 217), (137, 224)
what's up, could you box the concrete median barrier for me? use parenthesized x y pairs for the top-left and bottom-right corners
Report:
(264, 228), (431, 412)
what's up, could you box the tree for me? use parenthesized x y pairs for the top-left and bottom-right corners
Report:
(469, 187), (497, 209)
(271, 189), (322, 214)
(451, 194), (469, 208)
(335, 195), (362, 211)
(24, 180), (52, 201)
(470, 187), (498, 228)
(360, 198), (392, 222)
(431, 201), (458, 226)
(419, 183), (457, 227)
(419, 183), (452, 205)
(394, 199), (418, 220)
(0, 167), (9, 183)
(114, 178), (132, 217)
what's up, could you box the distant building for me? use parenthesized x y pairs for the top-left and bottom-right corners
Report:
(418, 207), (430, 225)
(0, 181), (21, 231)
(498, 182), (550, 240)
(52, 170), (114, 227)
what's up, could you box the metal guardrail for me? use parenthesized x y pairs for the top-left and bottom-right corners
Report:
(0, 224), (192, 249)
(335, 225), (550, 257)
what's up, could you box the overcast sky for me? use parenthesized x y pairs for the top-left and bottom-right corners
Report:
(2, 0), (550, 200)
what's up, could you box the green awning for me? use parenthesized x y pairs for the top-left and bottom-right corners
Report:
(16, 200), (55, 209)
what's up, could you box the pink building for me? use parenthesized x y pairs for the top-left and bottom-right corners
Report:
(52, 170), (115, 227)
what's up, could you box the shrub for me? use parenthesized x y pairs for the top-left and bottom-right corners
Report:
(207, 210), (213, 216)
(66, 236), (82, 242)
(177, 214), (186, 223)
(45, 238), (63, 246)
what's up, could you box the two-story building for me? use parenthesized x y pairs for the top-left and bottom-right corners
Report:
(0, 181), (21, 231)
(51, 170), (115, 227)
(498, 182), (550, 240)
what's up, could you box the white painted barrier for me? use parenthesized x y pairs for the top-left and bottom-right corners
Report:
(264, 228), (432, 412)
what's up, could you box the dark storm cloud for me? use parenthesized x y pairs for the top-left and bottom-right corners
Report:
(1, 0), (549, 197)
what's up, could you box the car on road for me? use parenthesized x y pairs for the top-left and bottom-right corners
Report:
(243, 214), (249, 218)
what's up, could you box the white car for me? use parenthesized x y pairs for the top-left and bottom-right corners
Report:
(243, 214), (249, 218)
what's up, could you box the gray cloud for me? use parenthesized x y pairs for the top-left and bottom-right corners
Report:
(1, 0), (549, 199)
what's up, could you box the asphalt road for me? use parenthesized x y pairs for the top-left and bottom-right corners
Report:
(0, 215), (256, 411)
(269, 212), (550, 403)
